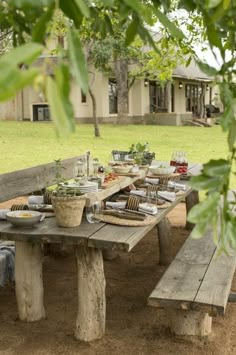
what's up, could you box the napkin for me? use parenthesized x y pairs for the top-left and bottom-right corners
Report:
(157, 191), (176, 202)
(106, 201), (126, 209)
(28, 195), (44, 204)
(0, 209), (10, 220)
(144, 178), (159, 185)
(105, 201), (158, 215)
(139, 203), (158, 215)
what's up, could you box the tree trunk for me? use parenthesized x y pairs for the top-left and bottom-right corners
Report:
(166, 81), (172, 113)
(115, 59), (129, 124)
(88, 87), (100, 137)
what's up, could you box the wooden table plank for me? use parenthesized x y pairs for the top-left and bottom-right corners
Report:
(85, 171), (145, 206)
(88, 188), (192, 251)
(0, 218), (106, 244)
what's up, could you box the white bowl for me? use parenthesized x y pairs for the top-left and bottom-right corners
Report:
(112, 166), (131, 174)
(151, 161), (170, 168)
(149, 166), (176, 175)
(6, 211), (43, 227)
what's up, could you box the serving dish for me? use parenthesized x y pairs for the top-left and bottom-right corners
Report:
(149, 165), (176, 175)
(112, 166), (131, 174)
(6, 210), (43, 227)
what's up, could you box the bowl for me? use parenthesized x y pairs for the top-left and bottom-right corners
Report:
(6, 210), (43, 227)
(149, 166), (176, 175)
(112, 166), (131, 174)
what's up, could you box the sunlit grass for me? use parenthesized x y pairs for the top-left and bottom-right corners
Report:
(0, 121), (232, 185)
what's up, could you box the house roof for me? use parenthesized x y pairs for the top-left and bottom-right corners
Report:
(172, 60), (212, 82)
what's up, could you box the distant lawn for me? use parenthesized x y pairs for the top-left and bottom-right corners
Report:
(0, 121), (229, 175)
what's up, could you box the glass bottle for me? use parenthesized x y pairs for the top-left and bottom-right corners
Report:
(77, 160), (85, 177)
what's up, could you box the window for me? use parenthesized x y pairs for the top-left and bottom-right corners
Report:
(81, 90), (87, 103)
(185, 84), (200, 114)
(149, 81), (168, 113)
(108, 79), (118, 114)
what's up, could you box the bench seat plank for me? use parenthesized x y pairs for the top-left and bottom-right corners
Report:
(194, 249), (236, 315)
(148, 230), (217, 309)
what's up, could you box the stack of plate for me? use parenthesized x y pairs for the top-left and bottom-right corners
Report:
(61, 181), (98, 193)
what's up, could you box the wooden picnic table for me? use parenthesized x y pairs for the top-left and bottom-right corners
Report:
(0, 162), (202, 342)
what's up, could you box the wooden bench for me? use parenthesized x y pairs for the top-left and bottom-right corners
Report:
(148, 225), (236, 336)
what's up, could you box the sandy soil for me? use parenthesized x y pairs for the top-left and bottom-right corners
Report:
(0, 201), (236, 355)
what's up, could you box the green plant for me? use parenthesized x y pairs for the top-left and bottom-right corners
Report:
(52, 159), (83, 197)
(129, 142), (155, 165)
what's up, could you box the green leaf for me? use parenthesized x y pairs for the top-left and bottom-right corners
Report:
(32, 3), (55, 43)
(228, 120), (236, 151)
(46, 74), (75, 137)
(55, 64), (75, 126)
(68, 27), (88, 94)
(125, 17), (139, 46)
(123, 0), (143, 12)
(208, 0), (222, 8)
(189, 175), (222, 191)
(197, 61), (218, 76)
(154, 9), (185, 40)
(205, 23), (222, 50)
(59, 0), (83, 28)
(0, 42), (43, 67)
(0, 67), (39, 101)
(188, 192), (220, 224)
(202, 159), (231, 177)
(220, 107), (234, 131)
(74, 0), (90, 18)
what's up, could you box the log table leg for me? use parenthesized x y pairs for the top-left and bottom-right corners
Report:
(15, 241), (45, 322)
(168, 309), (212, 336)
(157, 217), (172, 265)
(74, 245), (106, 342)
(103, 249), (119, 261)
(185, 190), (199, 230)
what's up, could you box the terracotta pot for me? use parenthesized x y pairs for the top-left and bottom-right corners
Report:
(52, 195), (86, 227)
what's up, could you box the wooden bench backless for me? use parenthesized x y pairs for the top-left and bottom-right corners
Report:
(148, 226), (236, 336)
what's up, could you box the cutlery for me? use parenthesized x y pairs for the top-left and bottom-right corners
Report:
(101, 210), (145, 221)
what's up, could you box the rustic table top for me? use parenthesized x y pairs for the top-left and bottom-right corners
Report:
(0, 186), (192, 251)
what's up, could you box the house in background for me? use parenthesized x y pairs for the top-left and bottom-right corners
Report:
(0, 56), (214, 126)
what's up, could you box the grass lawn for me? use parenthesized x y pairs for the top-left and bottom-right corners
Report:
(0, 121), (229, 175)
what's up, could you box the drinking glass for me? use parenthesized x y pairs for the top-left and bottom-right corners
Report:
(85, 202), (102, 223)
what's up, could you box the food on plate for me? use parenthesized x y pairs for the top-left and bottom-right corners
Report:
(103, 172), (118, 184)
(17, 212), (35, 218)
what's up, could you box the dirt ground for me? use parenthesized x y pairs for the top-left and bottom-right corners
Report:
(0, 200), (236, 355)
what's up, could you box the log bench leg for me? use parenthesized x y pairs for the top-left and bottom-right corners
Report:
(15, 241), (45, 322)
(168, 309), (212, 336)
(185, 190), (199, 230)
(157, 217), (172, 265)
(74, 245), (106, 342)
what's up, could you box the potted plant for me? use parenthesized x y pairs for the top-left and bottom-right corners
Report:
(51, 159), (86, 228)
(129, 142), (155, 166)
